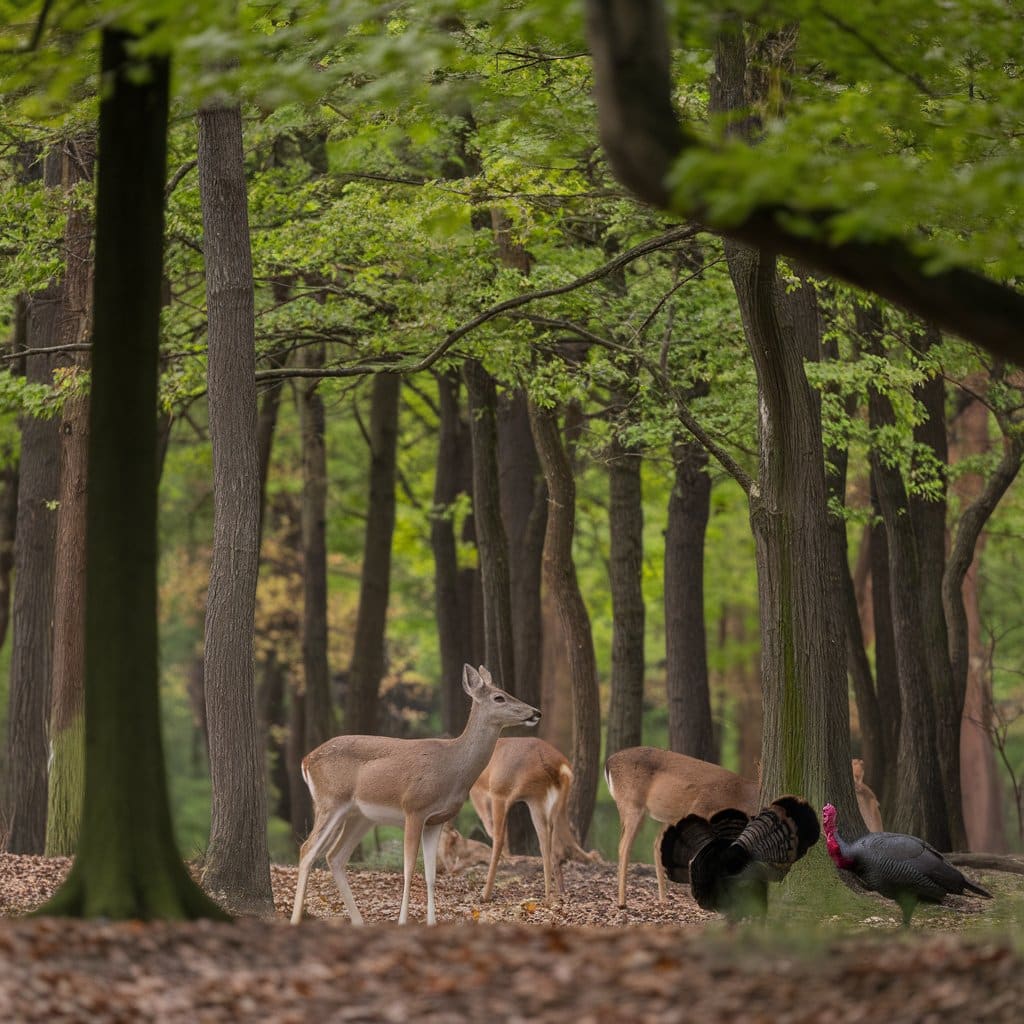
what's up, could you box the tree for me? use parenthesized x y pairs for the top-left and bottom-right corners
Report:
(197, 98), (272, 912)
(39, 27), (226, 920)
(346, 372), (400, 735)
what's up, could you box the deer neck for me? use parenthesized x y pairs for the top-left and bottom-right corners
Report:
(448, 702), (505, 780)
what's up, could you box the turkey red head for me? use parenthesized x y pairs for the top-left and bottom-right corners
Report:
(821, 803), (838, 835)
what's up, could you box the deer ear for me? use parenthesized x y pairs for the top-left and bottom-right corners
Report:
(477, 665), (494, 687)
(462, 664), (483, 698)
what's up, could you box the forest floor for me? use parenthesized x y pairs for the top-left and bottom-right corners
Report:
(0, 851), (1022, 1021)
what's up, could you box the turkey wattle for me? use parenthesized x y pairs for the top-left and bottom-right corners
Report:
(661, 795), (820, 921)
(821, 802), (992, 926)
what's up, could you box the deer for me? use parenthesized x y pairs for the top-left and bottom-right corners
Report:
(605, 746), (760, 909)
(290, 664), (540, 926)
(852, 757), (884, 832)
(469, 736), (596, 903)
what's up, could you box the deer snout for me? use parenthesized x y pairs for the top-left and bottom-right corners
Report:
(523, 707), (541, 727)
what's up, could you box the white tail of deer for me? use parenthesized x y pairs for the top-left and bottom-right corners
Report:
(290, 664), (540, 926)
(605, 747), (759, 908)
(470, 736), (593, 902)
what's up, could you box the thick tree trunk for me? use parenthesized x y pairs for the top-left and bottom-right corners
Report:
(910, 342), (967, 849)
(463, 359), (515, 691)
(346, 373), (400, 735)
(6, 149), (61, 852)
(867, 383), (951, 847)
(40, 29), (226, 919)
(431, 370), (478, 736)
(197, 101), (272, 912)
(664, 441), (715, 761)
(528, 400), (600, 844)
(298, 344), (334, 753)
(46, 136), (96, 856)
(605, 424), (645, 758)
(0, 458), (16, 653)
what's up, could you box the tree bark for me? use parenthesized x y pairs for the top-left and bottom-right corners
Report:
(298, 344), (334, 753)
(605, 420), (646, 758)
(39, 29), (226, 919)
(528, 400), (601, 844)
(664, 441), (715, 761)
(46, 135), (96, 856)
(463, 359), (515, 691)
(6, 148), (61, 854)
(345, 373), (400, 735)
(431, 370), (479, 736)
(197, 100), (272, 912)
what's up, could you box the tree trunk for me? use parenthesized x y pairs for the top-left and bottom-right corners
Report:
(909, 339), (967, 849)
(6, 149), (62, 854)
(664, 441), (715, 761)
(197, 100), (272, 912)
(39, 29), (226, 919)
(0, 458), (16, 653)
(431, 370), (479, 736)
(605, 423), (645, 758)
(528, 400), (600, 844)
(46, 135), (96, 856)
(346, 373), (400, 735)
(463, 359), (516, 693)
(867, 376), (951, 847)
(298, 344), (334, 752)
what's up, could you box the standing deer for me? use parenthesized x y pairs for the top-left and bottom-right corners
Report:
(605, 746), (759, 908)
(470, 736), (594, 902)
(290, 664), (540, 926)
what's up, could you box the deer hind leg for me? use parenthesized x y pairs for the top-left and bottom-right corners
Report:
(421, 821), (444, 926)
(481, 796), (509, 902)
(526, 797), (555, 901)
(399, 814), (427, 925)
(653, 823), (669, 903)
(615, 806), (644, 909)
(291, 804), (349, 925)
(325, 814), (374, 926)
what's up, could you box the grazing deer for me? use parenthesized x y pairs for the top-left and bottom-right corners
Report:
(470, 736), (594, 902)
(852, 757), (884, 832)
(605, 746), (759, 908)
(437, 823), (493, 874)
(290, 664), (540, 926)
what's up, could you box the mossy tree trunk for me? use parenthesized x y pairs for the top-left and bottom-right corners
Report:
(38, 28), (227, 920)
(46, 135), (96, 857)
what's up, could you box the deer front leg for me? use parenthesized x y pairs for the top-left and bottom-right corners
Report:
(481, 796), (509, 902)
(653, 824), (669, 903)
(615, 808), (644, 909)
(421, 822), (444, 925)
(399, 814), (426, 924)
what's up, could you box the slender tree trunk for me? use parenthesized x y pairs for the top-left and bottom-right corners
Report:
(197, 100), (272, 912)
(605, 423), (645, 758)
(47, 135), (96, 856)
(298, 344), (333, 752)
(0, 458), (16, 652)
(463, 359), (515, 691)
(40, 29), (226, 919)
(6, 150), (61, 853)
(432, 370), (478, 736)
(528, 400), (600, 844)
(346, 373), (400, 735)
(664, 441), (715, 761)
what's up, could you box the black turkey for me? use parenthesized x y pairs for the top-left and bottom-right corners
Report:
(661, 795), (820, 921)
(821, 802), (991, 926)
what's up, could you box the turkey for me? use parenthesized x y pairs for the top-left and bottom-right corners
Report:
(661, 795), (820, 921)
(821, 803), (992, 926)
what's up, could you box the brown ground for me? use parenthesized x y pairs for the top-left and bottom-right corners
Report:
(0, 852), (1021, 1022)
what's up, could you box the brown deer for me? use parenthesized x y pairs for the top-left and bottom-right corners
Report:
(290, 664), (540, 926)
(469, 736), (595, 902)
(605, 747), (760, 908)
(852, 757), (884, 832)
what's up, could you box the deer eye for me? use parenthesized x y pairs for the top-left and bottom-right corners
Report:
(493, 694), (506, 703)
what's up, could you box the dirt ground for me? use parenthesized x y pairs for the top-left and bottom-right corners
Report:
(0, 851), (1021, 1022)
